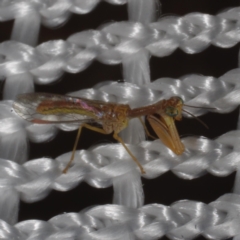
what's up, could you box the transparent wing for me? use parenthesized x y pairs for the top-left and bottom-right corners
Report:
(13, 93), (104, 124)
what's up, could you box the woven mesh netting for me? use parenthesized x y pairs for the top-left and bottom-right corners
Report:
(0, 1), (240, 239)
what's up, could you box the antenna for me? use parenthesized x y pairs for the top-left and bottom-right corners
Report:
(184, 104), (216, 110)
(182, 109), (209, 129)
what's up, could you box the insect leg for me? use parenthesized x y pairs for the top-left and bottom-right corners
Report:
(63, 124), (146, 174)
(147, 114), (185, 155)
(62, 125), (83, 173)
(138, 117), (157, 140)
(62, 124), (110, 173)
(113, 132), (145, 174)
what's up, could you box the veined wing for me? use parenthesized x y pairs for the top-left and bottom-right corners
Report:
(13, 93), (107, 124)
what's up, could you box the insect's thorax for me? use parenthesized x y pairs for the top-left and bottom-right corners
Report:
(127, 96), (183, 121)
(99, 103), (131, 134)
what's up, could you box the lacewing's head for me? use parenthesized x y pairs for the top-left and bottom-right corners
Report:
(162, 97), (183, 121)
(163, 96), (212, 129)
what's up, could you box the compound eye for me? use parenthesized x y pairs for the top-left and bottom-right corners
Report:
(176, 96), (184, 104)
(165, 106), (178, 117)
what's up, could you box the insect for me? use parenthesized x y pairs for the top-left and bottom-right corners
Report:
(13, 93), (186, 174)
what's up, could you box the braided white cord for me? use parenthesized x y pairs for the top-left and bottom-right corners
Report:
(0, 0), (127, 24)
(0, 130), (238, 202)
(0, 0), (127, 46)
(1, 194), (240, 240)
(0, 6), (239, 49)
(1, 7), (240, 98)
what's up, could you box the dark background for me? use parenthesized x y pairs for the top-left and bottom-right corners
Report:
(1, 1), (239, 239)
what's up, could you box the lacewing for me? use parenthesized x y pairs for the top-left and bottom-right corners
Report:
(13, 93), (185, 174)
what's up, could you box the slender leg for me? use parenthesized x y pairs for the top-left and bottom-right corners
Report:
(62, 126), (82, 173)
(62, 123), (109, 173)
(63, 123), (146, 174)
(138, 117), (156, 140)
(113, 132), (145, 174)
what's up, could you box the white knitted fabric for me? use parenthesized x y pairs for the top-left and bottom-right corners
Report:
(0, 1), (239, 239)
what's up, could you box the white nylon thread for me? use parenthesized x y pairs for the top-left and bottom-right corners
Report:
(1, 8), (240, 98)
(0, 131), (238, 203)
(0, 194), (239, 239)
